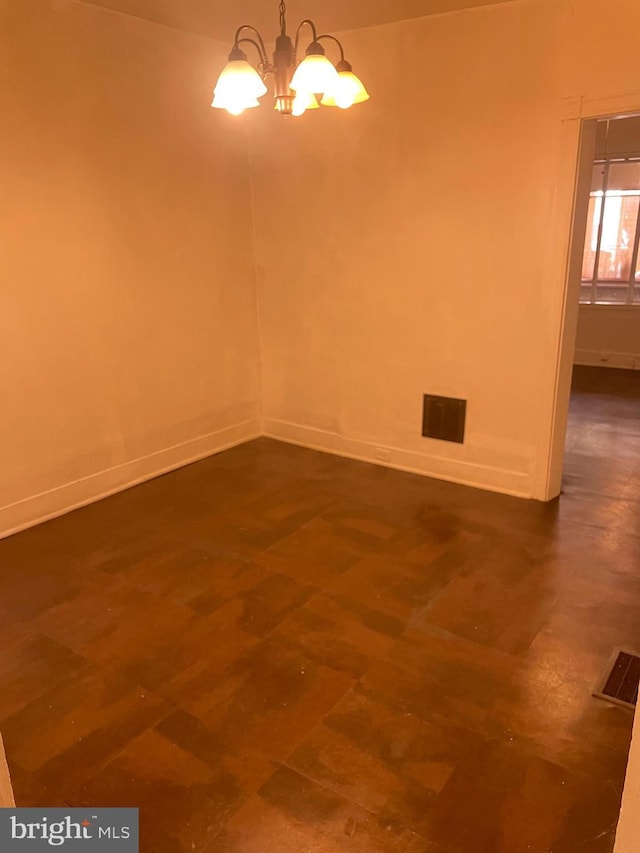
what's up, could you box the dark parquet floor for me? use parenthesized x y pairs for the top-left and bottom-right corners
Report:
(1, 365), (639, 851)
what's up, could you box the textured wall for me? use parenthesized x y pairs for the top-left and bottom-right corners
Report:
(250, 0), (640, 499)
(0, 0), (261, 535)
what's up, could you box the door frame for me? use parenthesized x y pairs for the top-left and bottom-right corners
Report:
(0, 733), (14, 807)
(535, 90), (640, 501)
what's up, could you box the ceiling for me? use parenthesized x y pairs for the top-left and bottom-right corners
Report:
(79, 0), (514, 42)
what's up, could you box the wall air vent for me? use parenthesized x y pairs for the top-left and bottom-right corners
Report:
(422, 394), (466, 444)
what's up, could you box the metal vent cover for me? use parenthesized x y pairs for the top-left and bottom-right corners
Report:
(593, 648), (640, 710)
(422, 394), (466, 444)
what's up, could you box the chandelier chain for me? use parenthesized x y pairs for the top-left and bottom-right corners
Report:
(279, 0), (286, 36)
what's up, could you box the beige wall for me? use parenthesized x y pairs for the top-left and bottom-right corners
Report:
(0, 0), (261, 536)
(4, 0), (640, 536)
(250, 0), (640, 499)
(251, 0), (564, 498)
(575, 307), (640, 369)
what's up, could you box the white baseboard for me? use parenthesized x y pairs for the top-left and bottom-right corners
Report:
(0, 413), (540, 540)
(262, 418), (533, 499)
(574, 349), (640, 370)
(0, 418), (262, 541)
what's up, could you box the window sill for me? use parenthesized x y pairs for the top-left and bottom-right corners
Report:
(578, 302), (640, 310)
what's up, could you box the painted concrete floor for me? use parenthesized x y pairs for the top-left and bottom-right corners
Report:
(0, 365), (638, 851)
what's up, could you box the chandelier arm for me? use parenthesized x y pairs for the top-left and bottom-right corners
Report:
(294, 19), (318, 54)
(316, 34), (345, 62)
(236, 38), (270, 72)
(233, 25), (269, 66)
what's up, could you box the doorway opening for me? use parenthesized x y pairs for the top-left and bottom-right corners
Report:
(562, 114), (640, 503)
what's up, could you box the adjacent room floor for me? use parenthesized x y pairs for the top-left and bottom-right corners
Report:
(0, 365), (639, 852)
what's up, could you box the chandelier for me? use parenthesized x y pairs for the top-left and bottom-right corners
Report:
(211, 0), (370, 117)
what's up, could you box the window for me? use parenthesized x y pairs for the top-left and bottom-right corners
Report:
(580, 159), (640, 305)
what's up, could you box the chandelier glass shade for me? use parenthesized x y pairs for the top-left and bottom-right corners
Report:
(211, 55), (267, 113)
(211, 1), (370, 117)
(289, 52), (339, 96)
(292, 91), (320, 116)
(320, 62), (370, 109)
